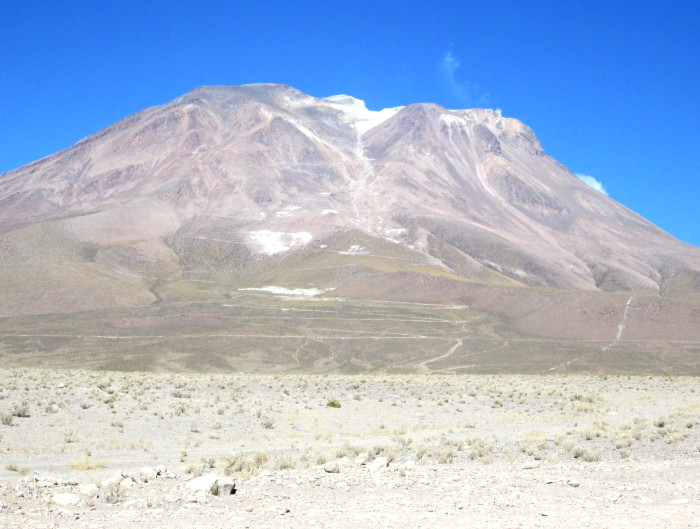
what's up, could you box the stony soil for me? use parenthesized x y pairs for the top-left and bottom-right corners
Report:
(1, 369), (698, 528)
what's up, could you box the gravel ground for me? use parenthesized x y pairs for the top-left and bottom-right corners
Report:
(1, 369), (698, 528)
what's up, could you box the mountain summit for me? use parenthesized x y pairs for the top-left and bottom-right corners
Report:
(1, 84), (698, 373)
(2, 84), (697, 290)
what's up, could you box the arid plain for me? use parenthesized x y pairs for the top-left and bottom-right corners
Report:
(1, 368), (698, 528)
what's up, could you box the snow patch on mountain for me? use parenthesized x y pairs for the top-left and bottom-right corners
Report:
(324, 94), (403, 134)
(275, 205), (301, 218)
(249, 230), (312, 255)
(239, 286), (334, 297)
(338, 245), (368, 255)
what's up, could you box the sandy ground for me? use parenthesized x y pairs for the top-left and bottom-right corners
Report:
(1, 369), (698, 528)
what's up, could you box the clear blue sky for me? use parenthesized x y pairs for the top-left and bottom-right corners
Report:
(2, 1), (698, 246)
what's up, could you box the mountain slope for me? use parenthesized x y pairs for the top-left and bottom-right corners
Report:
(0, 84), (698, 373)
(2, 84), (696, 293)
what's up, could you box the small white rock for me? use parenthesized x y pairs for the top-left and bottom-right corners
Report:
(52, 493), (80, 507)
(186, 473), (219, 493)
(355, 453), (369, 466)
(367, 457), (389, 473)
(323, 461), (340, 473)
(138, 467), (158, 482)
(508, 490), (522, 505)
(78, 484), (98, 498)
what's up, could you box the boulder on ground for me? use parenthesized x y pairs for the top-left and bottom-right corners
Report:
(324, 461), (340, 473)
(213, 477), (236, 496)
(52, 493), (80, 507)
(186, 473), (219, 493)
(137, 467), (158, 482)
(367, 457), (389, 473)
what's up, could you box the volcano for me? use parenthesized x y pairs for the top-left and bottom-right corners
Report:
(1, 84), (698, 373)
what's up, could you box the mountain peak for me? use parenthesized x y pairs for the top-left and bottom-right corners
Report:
(0, 83), (698, 299)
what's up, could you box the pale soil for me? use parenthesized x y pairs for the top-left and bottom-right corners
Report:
(1, 369), (699, 528)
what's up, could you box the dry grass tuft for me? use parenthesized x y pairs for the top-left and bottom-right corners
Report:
(69, 458), (105, 471)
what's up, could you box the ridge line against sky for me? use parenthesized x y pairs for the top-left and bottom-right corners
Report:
(1, 1), (698, 246)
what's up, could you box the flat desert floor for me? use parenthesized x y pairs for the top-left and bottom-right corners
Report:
(1, 369), (698, 528)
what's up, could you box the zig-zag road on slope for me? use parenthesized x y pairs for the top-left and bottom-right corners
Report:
(429, 342), (511, 373)
(414, 339), (464, 371)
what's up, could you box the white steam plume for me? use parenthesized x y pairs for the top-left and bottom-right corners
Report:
(439, 51), (492, 109)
